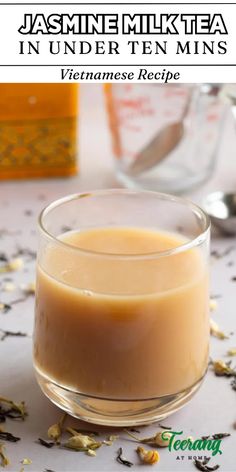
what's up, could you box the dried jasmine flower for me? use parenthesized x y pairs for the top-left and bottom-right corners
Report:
(136, 446), (160, 465)
(0, 443), (10, 467)
(212, 360), (236, 377)
(38, 438), (54, 448)
(86, 449), (96, 457)
(21, 282), (36, 295)
(0, 330), (28, 341)
(209, 300), (218, 312)
(2, 282), (15, 292)
(0, 303), (12, 314)
(21, 458), (32, 465)
(0, 258), (24, 273)
(64, 433), (101, 451)
(0, 397), (27, 420)
(227, 348), (236, 356)
(116, 447), (133, 467)
(125, 429), (171, 447)
(194, 457), (220, 471)
(103, 435), (119, 446)
(210, 319), (228, 340)
(0, 431), (20, 442)
(47, 413), (66, 444)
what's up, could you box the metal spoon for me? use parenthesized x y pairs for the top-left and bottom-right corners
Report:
(128, 84), (222, 177)
(203, 191), (236, 235)
(127, 89), (192, 176)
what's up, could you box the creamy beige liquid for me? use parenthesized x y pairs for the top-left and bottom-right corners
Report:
(34, 227), (209, 400)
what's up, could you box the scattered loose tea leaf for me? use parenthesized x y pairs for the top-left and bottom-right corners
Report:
(231, 276), (236, 282)
(0, 330), (28, 341)
(116, 447), (133, 468)
(211, 247), (235, 260)
(0, 431), (20, 442)
(231, 378), (236, 391)
(21, 458), (32, 465)
(0, 397), (27, 420)
(212, 360), (236, 377)
(0, 254), (8, 263)
(0, 443), (10, 467)
(38, 438), (54, 448)
(228, 348), (236, 356)
(210, 319), (228, 340)
(0, 303), (12, 314)
(136, 446), (159, 465)
(0, 258), (24, 273)
(12, 247), (36, 261)
(212, 433), (230, 440)
(194, 457), (220, 471)
(21, 282), (35, 295)
(210, 300), (218, 312)
(2, 282), (15, 293)
(158, 424), (172, 430)
(201, 433), (230, 440)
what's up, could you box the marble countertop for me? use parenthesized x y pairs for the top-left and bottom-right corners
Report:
(0, 85), (236, 472)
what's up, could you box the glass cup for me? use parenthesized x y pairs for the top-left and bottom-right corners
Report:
(34, 189), (210, 426)
(104, 83), (226, 193)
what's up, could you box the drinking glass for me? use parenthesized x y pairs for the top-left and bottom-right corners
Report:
(34, 189), (210, 426)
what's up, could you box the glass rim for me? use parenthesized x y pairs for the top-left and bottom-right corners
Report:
(38, 189), (210, 260)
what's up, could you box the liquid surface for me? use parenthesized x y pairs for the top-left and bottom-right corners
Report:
(34, 227), (209, 399)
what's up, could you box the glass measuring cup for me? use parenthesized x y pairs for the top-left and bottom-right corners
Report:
(104, 84), (225, 194)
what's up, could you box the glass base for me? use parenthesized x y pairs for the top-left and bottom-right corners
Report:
(35, 369), (205, 426)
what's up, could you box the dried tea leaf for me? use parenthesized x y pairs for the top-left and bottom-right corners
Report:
(212, 433), (230, 440)
(21, 282), (36, 295)
(116, 447), (133, 467)
(136, 446), (160, 465)
(0, 330), (28, 341)
(38, 438), (54, 448)
(0, 397), (27, 420)
(0, 431), (20, 442)
(0, 303), (12, 314)
(158, 424), (172, 430)
(210, 319), (228, 340)
(194, 457), (220, 471)
(231, 378), (236, 391)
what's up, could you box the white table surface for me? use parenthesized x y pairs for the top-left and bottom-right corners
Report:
(0, 85), (236, 472)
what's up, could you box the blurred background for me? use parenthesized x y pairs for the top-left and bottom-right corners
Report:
(1, 83), (236, 225)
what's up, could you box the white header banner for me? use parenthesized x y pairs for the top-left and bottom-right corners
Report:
(0, 2), (236, 82)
